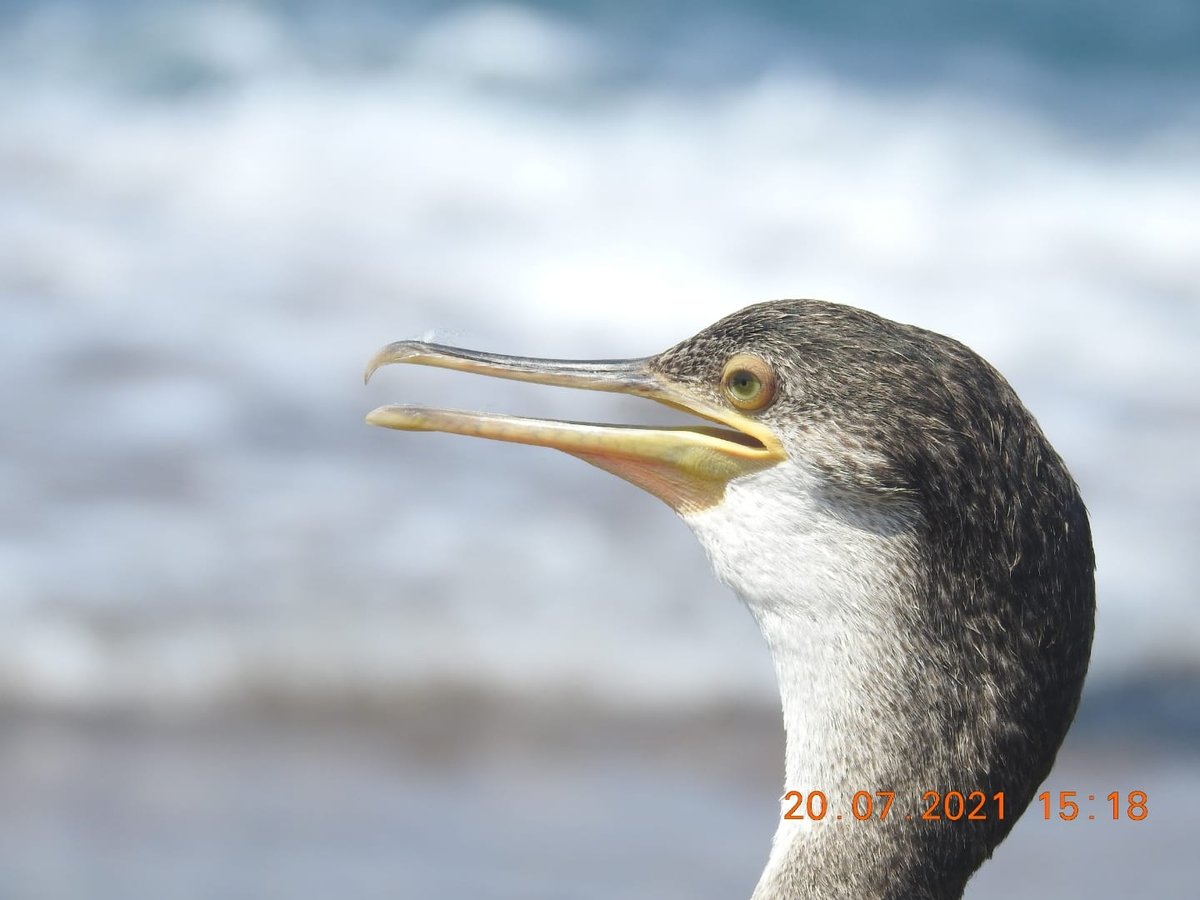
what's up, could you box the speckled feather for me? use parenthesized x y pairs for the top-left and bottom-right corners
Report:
(651, 300), (1095, 899)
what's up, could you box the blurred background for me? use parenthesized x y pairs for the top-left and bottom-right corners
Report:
(1, 1), (1197, 897)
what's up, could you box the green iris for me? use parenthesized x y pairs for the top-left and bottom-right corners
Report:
(727, 369), (762, 402)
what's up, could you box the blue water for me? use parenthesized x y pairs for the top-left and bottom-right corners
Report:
(7, 0), (1199, 78)
(1, 0), (1197, 714)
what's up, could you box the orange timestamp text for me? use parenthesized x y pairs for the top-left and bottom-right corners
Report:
(782, 790), (1006, 822)
(1037, 790), (1148, 821)
(781, 789), (1150, 823)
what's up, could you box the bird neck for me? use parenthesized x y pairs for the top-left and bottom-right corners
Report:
(750, 608), (974, 900)
(684, 465), (986, 899)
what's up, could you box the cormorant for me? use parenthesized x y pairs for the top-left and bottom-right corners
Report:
(364, 299), (1095, 899)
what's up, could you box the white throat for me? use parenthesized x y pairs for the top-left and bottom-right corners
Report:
(682, 460), (924, 897)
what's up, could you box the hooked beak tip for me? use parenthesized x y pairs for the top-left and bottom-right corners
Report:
(364, 341), (415, 385)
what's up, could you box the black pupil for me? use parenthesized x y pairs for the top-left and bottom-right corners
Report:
(732, 371), (756, 394)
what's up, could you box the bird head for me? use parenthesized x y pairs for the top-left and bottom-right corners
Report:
(363, 304), (798, 517)
(364, 300), (995, 618)
(364, 298), (1095, 898)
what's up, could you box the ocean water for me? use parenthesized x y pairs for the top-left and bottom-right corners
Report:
(0, 3), (1198, 895)
(2, 0), (1196, 712)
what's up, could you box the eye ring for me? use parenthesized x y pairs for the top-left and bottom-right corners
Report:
(721, 354), (777, 411)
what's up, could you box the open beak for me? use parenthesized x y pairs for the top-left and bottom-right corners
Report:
(364, 340), (785, 513)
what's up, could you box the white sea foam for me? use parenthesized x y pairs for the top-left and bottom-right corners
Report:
(1, 3), (1197, 712)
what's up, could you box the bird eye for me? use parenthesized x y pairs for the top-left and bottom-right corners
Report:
(721, 354), (777, 411)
